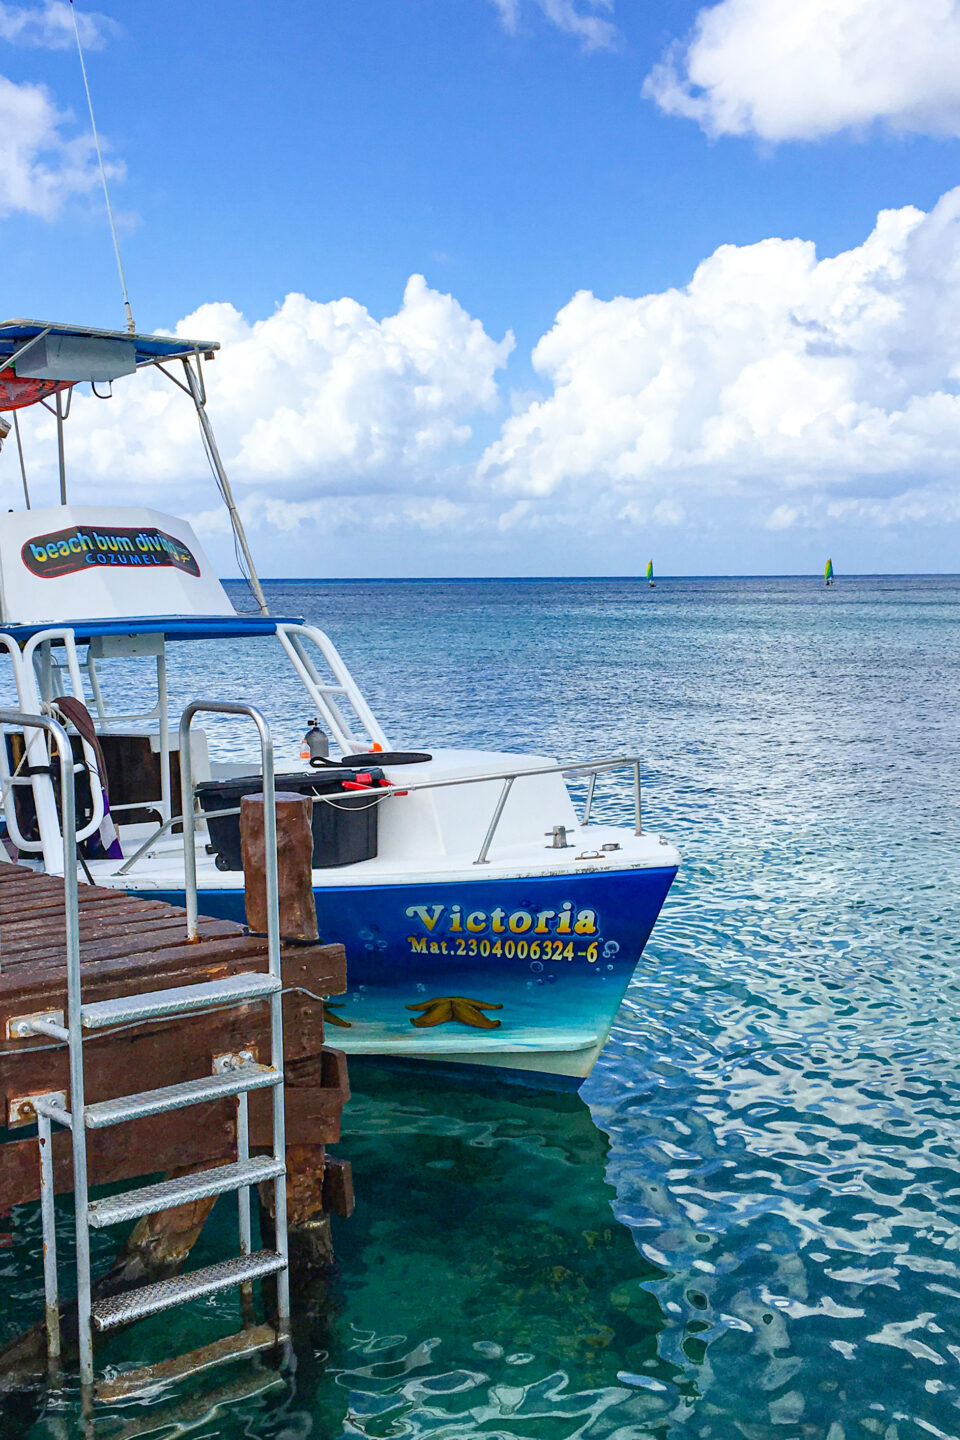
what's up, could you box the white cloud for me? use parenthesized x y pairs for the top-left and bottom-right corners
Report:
(644, 0), (960, 141)
(478, 188), (960, 518)
(0, 73), (115, 217)
(490, 0), (618, 51)
(16, 195), (960, 565)
(19, 275), (514, 507)
(766, 504), (802, 530)
(0, 1), (114, 49)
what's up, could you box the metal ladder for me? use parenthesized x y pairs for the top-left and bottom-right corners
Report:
(5, 702), (290, 1390)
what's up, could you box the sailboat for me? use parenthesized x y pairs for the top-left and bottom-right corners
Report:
(825, 558), (835, 587)
(646, 560), (655, 588)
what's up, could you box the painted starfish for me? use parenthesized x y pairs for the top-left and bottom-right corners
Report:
(406, 996), (504, 1029)
(322, 1002), (353, 1028)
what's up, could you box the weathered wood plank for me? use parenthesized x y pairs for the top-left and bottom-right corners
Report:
(0, 939), (345, 1010)
(3, 917), (240, 962)
(0, 935), (273, 1001)
(1, 986), (328, 1105)
(0, 1106), (237, 1211)
(250, 1047), (350, 1147)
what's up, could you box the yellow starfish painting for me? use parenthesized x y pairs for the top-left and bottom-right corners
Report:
(406, 996), (504, 1029)
(322, 1002), (353, 1028)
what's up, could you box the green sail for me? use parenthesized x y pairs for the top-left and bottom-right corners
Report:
(825, 558), (834, 580)
(646, 560), (654, 580)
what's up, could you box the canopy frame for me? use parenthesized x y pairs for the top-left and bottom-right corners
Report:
(0, 321), (268, 616)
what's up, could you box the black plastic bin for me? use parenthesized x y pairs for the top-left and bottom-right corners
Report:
(195, 768), (381, 871)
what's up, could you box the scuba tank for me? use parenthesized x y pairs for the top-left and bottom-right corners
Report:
(301, 718), (330, 766)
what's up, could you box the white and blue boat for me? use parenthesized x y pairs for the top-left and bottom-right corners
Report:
(0, 318), (679, 1082)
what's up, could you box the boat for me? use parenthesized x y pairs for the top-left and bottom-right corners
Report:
(0, 318), (680, 1082)
(824, 557), (835, 586)
(646, 560), (655, 588)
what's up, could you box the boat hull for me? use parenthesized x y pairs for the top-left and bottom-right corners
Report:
(144, 864), (676, 1081)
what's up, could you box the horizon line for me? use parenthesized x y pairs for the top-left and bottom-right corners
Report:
(219, 572), (960, 583)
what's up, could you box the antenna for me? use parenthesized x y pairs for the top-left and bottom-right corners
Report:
(70, 0), (136, 334)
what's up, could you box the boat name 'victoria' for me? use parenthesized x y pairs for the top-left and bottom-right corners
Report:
(405, 902), (598, 937)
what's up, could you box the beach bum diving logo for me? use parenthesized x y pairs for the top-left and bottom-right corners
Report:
(22, 525), (201, 580)
(405, 900), (602, 962)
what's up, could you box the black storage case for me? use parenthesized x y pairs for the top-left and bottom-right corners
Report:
(195, 768), (380, 871)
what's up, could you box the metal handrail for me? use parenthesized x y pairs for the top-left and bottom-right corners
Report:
(113, 802), (246, 876)
(275, 622), (388, 755)
(21, 628), (106, 845)
(337, 752), (643, 863)
(0, 708), (92, 1379)
(114, 750), (643, 875)
(178, 699), (290, 1329)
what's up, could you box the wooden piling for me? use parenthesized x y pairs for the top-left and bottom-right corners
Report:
(241, 792), (319, 942)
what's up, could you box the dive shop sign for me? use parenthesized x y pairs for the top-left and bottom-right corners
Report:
(22, 525), (201, 579)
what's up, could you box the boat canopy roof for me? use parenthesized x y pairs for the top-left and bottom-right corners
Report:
(0, 614), (303, 645)
(0, 320), (219, 373)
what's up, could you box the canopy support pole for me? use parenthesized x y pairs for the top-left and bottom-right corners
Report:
(182, 358), (268, 616)
(55, 391), (67, 505)
(12, 413), (30, 509)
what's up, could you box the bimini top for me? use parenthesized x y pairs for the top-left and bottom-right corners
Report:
(0, 320), (219, 411)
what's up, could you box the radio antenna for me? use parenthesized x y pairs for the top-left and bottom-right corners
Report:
(70, 0), (136, 334)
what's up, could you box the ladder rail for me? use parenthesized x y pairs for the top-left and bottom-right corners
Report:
(275, 622), (388, 755)
(9, 700), (292, 1389)
(179, 699), (290, 1329)
(0, 707), (93, 1382)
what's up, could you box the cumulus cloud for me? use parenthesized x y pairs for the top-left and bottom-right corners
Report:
(16, 197), (960, 561)
(644, 0), (960, 141)
(478, 188), (960, 518)
(490, 0), (618, 52)
(19, 275), (514, 510)
(0, 0), (114, 49)
(0, 73), (116, 218)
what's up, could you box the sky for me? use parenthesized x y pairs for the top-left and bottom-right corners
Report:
(3, 0), (960, 577)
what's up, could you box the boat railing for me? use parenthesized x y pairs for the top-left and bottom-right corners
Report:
(114, 749), (642, 876)
(275, 623), (388, 757)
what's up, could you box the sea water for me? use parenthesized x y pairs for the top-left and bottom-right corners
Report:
(1, 574), (959, 1439)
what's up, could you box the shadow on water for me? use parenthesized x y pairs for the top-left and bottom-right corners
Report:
(0, 1062), (675, 1439)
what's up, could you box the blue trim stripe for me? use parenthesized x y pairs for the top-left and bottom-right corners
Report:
(0, 614), (304, 643)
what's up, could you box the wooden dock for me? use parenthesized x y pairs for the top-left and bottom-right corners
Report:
(0, 861), (352, 1230)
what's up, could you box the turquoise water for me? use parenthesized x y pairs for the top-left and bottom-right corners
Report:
(2, 574), (959, 1438)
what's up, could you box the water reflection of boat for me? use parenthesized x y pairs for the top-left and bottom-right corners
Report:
(0, 319), (679, 1081)
(0, 1059), (674, 1433)
(316, 1062), (672, 1423)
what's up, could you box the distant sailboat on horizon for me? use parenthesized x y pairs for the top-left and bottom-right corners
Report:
(646, 560), (655, 588)
(825, 557), (835, 587)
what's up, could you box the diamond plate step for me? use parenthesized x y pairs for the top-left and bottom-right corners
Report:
(83, 1062), (280, 1129)
(88, 1156), (285, 1229)
(80, 972), (281, 1029)
(95, 1324), (283, 1402)
(91, 1250), (287, 1331)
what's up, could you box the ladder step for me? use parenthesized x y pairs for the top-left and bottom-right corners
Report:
(95, 1323), (283, 1402)
(91, 1250), (287, 1331)
(88, 1156), (285, 1228)
(84, 1062), (281, 1129)
(80, 972), (281, 1029)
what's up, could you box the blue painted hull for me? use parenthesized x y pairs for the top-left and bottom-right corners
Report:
(145, 864), (677, 1079)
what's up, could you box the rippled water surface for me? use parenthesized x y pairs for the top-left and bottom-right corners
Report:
(2, 574), (959, 1439)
